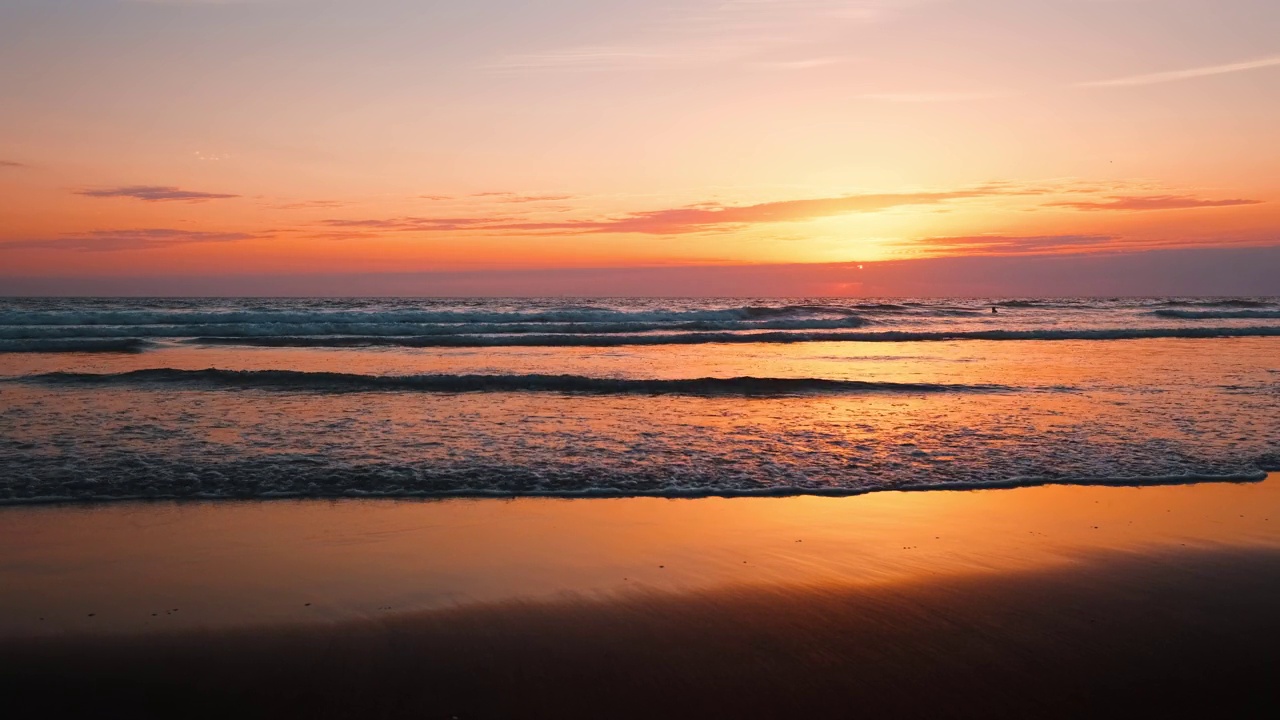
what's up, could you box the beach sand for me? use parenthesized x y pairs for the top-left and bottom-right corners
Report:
(3, 474), (1278, 718)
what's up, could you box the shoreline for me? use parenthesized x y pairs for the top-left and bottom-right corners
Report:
(0, 468), (1269, 506)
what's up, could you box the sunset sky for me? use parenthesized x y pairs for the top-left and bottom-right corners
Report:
(2, 0), (1278, 295)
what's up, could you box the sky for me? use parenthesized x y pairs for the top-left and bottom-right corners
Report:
(1, 0), (1278, 296)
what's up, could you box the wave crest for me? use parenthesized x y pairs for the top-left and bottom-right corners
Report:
(21, 369), (1013, 396)
(1151, 309), (1280, 320)
(0, 304), (868, 328)
(0, 317), (868, 340)
(183, 326), (1280, 348)
(0, 338), (151, 353)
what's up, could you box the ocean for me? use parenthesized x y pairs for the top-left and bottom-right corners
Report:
(1, 297), (1277, 503)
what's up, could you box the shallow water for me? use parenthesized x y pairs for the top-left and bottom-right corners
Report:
(1, 297), (1277, 501)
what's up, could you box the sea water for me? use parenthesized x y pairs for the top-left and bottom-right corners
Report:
(1, 297), (1276, 502)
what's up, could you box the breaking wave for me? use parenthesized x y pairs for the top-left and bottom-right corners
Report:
(184, 325), (1280, 348)
(1157, 299), (1275, 308)
(0, 338), (152, 353)
(0, 317), (868, 340)
(20, 369), (1014, 396)
(0, 304), (866, 328)
(1151, 309), (1280, 320)
(0, 468), (1265, 505)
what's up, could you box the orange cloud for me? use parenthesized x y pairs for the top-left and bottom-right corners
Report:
(468, 192), (576, 203)
(272, 200), (351, 210)
(2, 229), (257, 252)
(905, 234), (1117, 255)
(900, 227), (1280, 258)
(76, 185), (239, 202)
(317, 217), (509, 233)
(319, 188), (1015, 238)
(497, 194), (577, 203)
(1046, 195), (1262, 212)
(508, 190), (1006, 234)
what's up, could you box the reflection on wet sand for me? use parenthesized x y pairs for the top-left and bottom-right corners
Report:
(2, 474), (1276, 635)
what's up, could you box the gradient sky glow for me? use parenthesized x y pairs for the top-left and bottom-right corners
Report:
(2, 0), (1278, 295)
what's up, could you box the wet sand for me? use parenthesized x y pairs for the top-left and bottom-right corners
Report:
(3, 475), (1279, 717)
(4, 547), (1279, 718)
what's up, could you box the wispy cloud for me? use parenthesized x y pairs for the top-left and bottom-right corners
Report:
(494, 190), (999, 234)
(311, 182), (1257, 242)
(1047, 195), (1263, 212)
(77, 185), (240, 202)
(319, 186), (1016, 237)
(899, 227), (1280, 258)
(2, 229), (256, 252)
(318, 217), (507, 233)
(272, 199), (350, 210)
(1079, 54), (1280, 87)
(502, 195), (576, 204)
(0, 160), (26, 168)
(906, 234), (1118, 255)
(192, 150), (231, 162)
(472, 192), (577, 204)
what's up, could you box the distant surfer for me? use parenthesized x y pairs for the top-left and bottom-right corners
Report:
(992, 306), (998, 314)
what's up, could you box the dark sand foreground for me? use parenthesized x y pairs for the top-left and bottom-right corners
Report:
(4, 547), (1279, 718)
(3, 476), (1279, 718)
